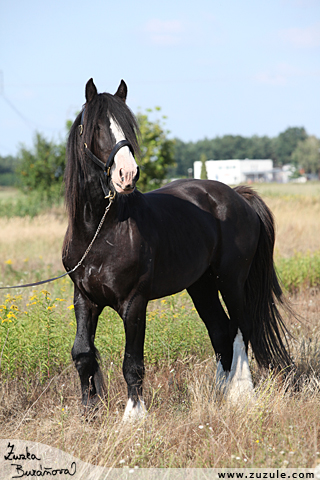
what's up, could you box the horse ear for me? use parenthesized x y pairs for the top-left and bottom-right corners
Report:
(115, 80), (127, 102)
(85, 78), (98, 103)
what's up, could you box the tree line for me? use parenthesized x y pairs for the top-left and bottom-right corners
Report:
(172, 127), (320, 178)
(0, 119), (319, 198)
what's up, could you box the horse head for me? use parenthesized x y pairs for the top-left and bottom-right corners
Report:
(81, 78), (140, 195)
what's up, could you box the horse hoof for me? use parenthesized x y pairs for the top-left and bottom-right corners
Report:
(122, 398), (147, 423)
(80, 394), (101, 415)
(225, 330), (254, 403)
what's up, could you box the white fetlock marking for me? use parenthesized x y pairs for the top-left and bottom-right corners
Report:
(226, 329), (254, 402)
(123, 398), (147, 422)
(216, 360), (229, 394)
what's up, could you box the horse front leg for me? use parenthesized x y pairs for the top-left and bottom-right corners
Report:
(72, 285), (105, 409)
(120, 295), (147, 422)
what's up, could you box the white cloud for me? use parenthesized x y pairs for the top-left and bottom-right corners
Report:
(143, 19), (185, 46)
(253, 63), (304, 86)
(254, 72), (287, 86)
(281, 0), (318, 7)
(279, 23), (320, 48)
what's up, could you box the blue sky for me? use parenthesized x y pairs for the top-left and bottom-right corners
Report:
(1, 0), (319, 156)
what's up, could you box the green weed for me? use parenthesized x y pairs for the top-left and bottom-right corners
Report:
(0, 285), (212, 380)
(0, 249), (319, 380)
(0, 190), (64, 218)
(277, 251), (320, 293)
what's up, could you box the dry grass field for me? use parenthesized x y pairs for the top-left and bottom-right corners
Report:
(255, 183), (320, 257)
(0, 183), (319, 469)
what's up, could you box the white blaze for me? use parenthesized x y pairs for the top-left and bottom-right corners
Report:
(109, 116), (138, 192)
(109, 116), (126, 143)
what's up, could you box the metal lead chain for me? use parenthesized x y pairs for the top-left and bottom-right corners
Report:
(0, 194), (115, 290)
(69, 195), (115, 273)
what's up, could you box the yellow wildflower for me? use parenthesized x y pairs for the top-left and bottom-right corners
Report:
(67, 305), (74, 310)
(5, 259), (12, 265)
(5, 294), (14, 303)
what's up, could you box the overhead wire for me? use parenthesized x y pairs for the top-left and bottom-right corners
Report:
(1, 94), (35, 130)
(0, 71), (62, 132)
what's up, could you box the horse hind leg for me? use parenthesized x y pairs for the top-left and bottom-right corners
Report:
(226, 329), (254, 402)
(187, 270), (234, 395)
(218, 282), (254, 402)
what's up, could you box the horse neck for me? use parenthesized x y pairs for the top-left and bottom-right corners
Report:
(71, 161), (111, 232)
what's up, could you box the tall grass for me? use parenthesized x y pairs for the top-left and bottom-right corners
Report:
(0, 182), (319, 468)
(277, 252), (320, 293)
(0, 328), (319, 468)
(0, 187), (64, 218)
(0, 287), (213, 380)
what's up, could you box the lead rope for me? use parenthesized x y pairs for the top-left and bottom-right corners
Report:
(0, 193), (115, 290)
(68, 191), (115, 273)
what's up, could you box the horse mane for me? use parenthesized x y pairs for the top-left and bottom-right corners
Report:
(64, 93), (140, 229)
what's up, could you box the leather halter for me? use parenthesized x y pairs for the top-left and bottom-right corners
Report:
(78, 108), (137, 197)
(84, 139), (134, 177)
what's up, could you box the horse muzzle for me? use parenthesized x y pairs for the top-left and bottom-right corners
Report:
(113, 166), (140, 195)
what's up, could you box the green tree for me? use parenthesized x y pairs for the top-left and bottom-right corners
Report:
(136, 107), (175, 192)
(171, 127), (316, 176)
(0, 155), (19, 186)
(15, 109), (175, 201)
(291, 136), (320, 177)
(173, 139), (198, 177)
(274, 127), (307, 166)
(200, 153), (208, 179)
(16, 132), (66, 202)
(172, 134), (277, 177)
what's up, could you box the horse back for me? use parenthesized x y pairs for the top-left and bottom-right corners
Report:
(138, 179), (260, 298)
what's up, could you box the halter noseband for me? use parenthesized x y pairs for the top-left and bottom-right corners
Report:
(84, 139), (135, 177)
(78, 108), (137, 197)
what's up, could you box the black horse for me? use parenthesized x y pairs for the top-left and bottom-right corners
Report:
(63, 79), (291, 418)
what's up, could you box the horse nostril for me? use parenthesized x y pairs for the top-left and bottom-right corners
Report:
(119, 169), (124, 182)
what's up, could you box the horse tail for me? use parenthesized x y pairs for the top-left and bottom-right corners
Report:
(234, 185), (293, 371)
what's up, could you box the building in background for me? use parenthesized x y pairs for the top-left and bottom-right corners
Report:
(193, 159), (274, 185)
